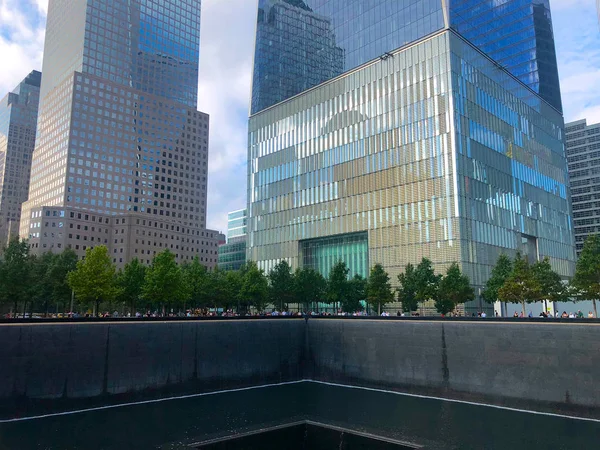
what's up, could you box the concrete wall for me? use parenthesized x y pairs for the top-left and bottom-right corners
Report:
(1, 318), (599, 416)
(307, 320), (600, 410)
(0, 320), (305, 401)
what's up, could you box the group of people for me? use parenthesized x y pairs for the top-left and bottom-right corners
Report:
(5, 307), (597, 320)
(510, 310), (595, 318)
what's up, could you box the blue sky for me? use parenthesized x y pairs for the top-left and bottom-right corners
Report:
(0, 0), (599, 234)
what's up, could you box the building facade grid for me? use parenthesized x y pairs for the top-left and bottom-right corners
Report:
(248, 30), (574, 307)
(565, 119), (600, 254)
(0, 71), (41, 247)
(20, 0), (218, 268)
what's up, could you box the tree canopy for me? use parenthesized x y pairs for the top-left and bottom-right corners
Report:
(571, 235), (600, 318)
(117, 258), (146, 313)
(239, 261), (269, 313)
(482, 254), (512, 304)
(294, 267), (326, 312)
(68, 246), (118, 315)
(397, 263), (418, 313)
(344, 274), (366, 313)
(268, 260), (296, 311)
(498, 252), (541, 316)
(414, 258), (441, 306)
(436, 263), (474, 315)
(326, 261), (350, 310)
(142, 249), (187, 313)
(366, 263), (394, 315)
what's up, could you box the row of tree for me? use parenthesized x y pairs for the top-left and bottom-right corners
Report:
(482, 235), (600, 317)
(1, 235), (599, 316)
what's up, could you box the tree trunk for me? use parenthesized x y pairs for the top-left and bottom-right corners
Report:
(12, 299), (18, 318)
(521, 301), (526, 317)
(378, 303), (381, 316)
(593, 300), (597, 319)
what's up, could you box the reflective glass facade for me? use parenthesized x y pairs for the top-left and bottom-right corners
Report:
(300, 232), (368, 279)
(248, 31), (575, 300)
(449, 0), (562, 112)
(218, 240), (247, 271)
(251, 0), (445, 114)
(251, 0), (562, 114)
(227, 208), (248, 240)
(20, 0), (219, 267)
(0, 71), (41, 245)
(82, 0), (200, 107)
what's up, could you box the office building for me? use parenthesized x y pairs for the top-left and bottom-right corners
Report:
(0, 71), (41, 247)
(20, 0), (221, 267)
(218, 209), (247, 271)
(251, 0), (562, 114)
(248, 0), (575, 312)
(565, 119), (600, 254)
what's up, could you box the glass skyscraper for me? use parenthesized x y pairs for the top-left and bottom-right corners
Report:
(218, 209), (248, 271)
(248, 0), (575, 312)
(251, 0), (562, 114)
(0, 71), (41, 247)
(20, 0), (221, 267)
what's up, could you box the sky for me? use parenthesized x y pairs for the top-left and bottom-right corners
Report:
(0, 0), (599, 235)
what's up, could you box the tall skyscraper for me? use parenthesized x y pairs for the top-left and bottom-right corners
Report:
(251, 0), (562, 114)
(0, 71), (41, 247)
(20, 0), (221, 267)
(248, 0), (575, 313)
(218, 209), (247, 271)
(565, 119), (600, 254)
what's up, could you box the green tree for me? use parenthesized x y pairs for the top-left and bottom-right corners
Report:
(117, 258), (146, 314)
(28, 252), (55, 316)
(182, 257), (211, 310)
(344, 274), (366, 313)
(206, 267), (228, 312)
(571, 235), (600, 318)
(326, 261), (350, 311)
(224, 270), (243, 312)
(239, 261), (268, 313)
(142, 249), (187, 314)
(532, 257), (568, 312)
(414, 258), (442, 310)
(0, 238), (32, 316)
(268, 260), (295, 311)
(498, 253), (541, 316)
(48, 249), (78, 312)
(436, 263), (474, 315)
(482, 254), (513, 304)
(397, 263), (418, 313)
(68, 246), (118, 315)
(294, 267), (326, 312)
(367, 263), (394, 315)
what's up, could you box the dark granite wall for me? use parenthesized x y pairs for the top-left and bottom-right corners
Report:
(0, 320), (305, 402)
(307, 320), (600, 410)
(1, 319), (598, 417)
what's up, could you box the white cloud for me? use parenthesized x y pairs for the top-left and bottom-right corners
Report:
(198, 0), (257, 234)
(0, 0), (46, 94)
(552, 1), (600, 124)
(33, 0), (48, 14)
